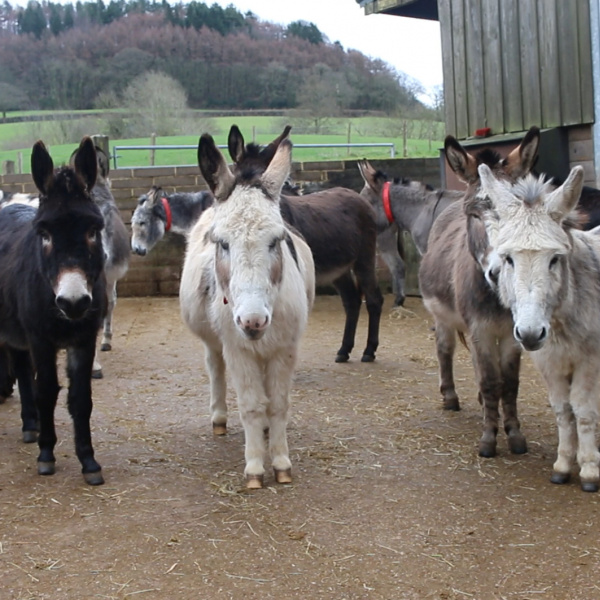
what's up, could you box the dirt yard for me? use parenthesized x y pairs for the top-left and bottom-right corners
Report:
(2, 294), (600, 600)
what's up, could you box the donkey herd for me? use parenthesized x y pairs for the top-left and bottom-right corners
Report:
(2, 124), (600, 493)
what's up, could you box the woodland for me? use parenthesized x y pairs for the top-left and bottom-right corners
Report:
(0, 1), (437, 116)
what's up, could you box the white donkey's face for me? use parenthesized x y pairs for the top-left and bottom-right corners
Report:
(198, 131), (293, 341)
(211, 184), (288, 340)
(477, 164), (584, 351)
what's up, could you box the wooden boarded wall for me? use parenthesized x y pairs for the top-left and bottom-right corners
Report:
(0, 157), (440, 297)
(440, 0), (594, 139)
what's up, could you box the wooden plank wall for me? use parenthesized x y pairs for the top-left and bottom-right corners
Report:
(0, 157), (440, 297)
(439, 0), (594, 138)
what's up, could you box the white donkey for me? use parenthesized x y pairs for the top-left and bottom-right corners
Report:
(476, 163), (600, 492)
(180, 133), (315, 489)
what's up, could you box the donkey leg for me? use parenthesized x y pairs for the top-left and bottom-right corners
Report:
(499, 338), (527, 454)
(100, 281), (117, 351)
(225, 350), (270, 488)
(333, 273), (362, 363)
(571, 367), (600, 492)
(377, 227), (406, 307)
(31, 344), (60, 476)
(471, 333), (502, 458)
(67, 346), (103, 485)
(544, 372), (576, 485)
(0, 346), (15, 403)
(11, 348), (38, 443)
(353, 258), (384, 362)
(434, 322), (460, 411)
(265, 351), (297, 484)
(204, 343), (227, 435)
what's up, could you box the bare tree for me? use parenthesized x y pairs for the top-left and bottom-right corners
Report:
(122, 71), (190, 137)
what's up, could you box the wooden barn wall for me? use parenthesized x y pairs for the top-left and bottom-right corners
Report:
(0, 157), (439, 297)
(440, 0), (594, 139)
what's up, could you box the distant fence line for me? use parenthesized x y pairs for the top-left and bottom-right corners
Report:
(112, 142), (396, 169)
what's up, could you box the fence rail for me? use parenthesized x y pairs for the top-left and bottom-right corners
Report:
(112, 142), (396, 169)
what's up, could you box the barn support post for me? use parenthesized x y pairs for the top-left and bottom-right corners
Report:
(591, 0), (600, 187)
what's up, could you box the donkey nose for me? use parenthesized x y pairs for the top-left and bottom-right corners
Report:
(56, 294), (92, 320)
(237, 313), (269, 339)
(132, 246), (146, 256)
(514, 325), (547, 351)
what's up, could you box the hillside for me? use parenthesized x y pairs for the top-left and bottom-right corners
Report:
(0, 1), (431, 115)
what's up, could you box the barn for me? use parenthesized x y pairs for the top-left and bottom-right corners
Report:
(359, 0), (600, 188)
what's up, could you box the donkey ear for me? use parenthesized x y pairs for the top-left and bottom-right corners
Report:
(227, 125), (245, 164)
(198, 134), (235, 202)
(357, 159), (380, 192)
(31, 140), (55, 195)
(264, 125), (291, 157)
(73, 137), (98, 191)
(260, 138), (292, 200)
(146, 186), (162, 207)
(546, 165), (584, 222)
(477, 163), (512, 214)
(503, 126), (540, 179)
(445, 136), (478, 183)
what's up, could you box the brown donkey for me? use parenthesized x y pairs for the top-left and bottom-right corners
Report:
(228, 125), (383, 363)
(418, 126), (540, 458)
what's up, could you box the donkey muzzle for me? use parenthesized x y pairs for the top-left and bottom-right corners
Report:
(514, 324), (548, 352)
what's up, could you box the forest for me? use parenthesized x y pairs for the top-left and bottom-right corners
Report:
(0, 1), (437, 116)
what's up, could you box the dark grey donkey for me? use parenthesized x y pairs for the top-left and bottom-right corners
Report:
(88, 148), (130, 378)
(130, 186), (213, 256)
(418, 126), (540, 459)
(358, 159), (464, 306)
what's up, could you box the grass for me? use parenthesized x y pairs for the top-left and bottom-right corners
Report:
(0, 112), (445, 173)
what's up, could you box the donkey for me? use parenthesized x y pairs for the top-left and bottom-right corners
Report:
(418, 126), (540, 458)
(0, 137), (107, 484)
(180, 134), (315, 488)
(131, 186), (213, 256)
(475, 164), (600, 492)
(358, 160), (464, 305)
(229, 125), (384, 363)
(68, 145), (129, 377)
(87, 148), (130, 359)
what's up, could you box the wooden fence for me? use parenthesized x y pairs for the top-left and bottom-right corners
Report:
(0, 156), (440, 297)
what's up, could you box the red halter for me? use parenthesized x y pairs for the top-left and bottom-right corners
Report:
(161, 197), (172, 232)
(382, 181), (394, 224)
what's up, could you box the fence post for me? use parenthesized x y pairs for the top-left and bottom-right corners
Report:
(2, 160), (15, 175)
(150, 133), (156, 166)
(17, 152), (22, 174)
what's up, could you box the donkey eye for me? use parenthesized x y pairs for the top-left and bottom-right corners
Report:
(219, 240), (229, 252)
(87, 229), (98, 243)
(39, 230), (51, 244)
(549, 255), (560, 268)
(505, 255), (514, 267)
(268, 238), (279, 251)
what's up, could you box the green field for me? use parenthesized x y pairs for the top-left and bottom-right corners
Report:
(0, 113), (445, 173)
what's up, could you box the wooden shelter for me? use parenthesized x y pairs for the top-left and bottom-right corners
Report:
(360, 0), (600, 187)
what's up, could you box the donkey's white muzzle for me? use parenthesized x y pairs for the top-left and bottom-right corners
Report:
(54, 270), (93, 320)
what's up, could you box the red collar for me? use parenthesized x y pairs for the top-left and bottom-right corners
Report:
(382, 181), (394, 224)
(161, 197), (172, 232)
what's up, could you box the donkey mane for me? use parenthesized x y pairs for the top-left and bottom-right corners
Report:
(475, 148), (502, 168)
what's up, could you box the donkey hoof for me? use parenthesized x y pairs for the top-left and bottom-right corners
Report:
(22, 430), (38, 444)
(508, 435), (528, 455)
(245, 474), (264, 489)
(212, 423), (227, 436)
(274, 468), (292, 484)
(360, 354), (375, 363)
(443, 398), (460, 411)
(335, 353), (349, 363)
(91, 368), (103, 379)
(83, 469), (105, 486)
(580, 480), (599, 493)
(550, 471), (571, 485)
(38, 461), (56, 476)
(100, 343), (112, 352)
(478, 442), (497, 458)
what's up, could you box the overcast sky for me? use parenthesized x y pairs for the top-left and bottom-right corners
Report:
(209, 0), (443, 94)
